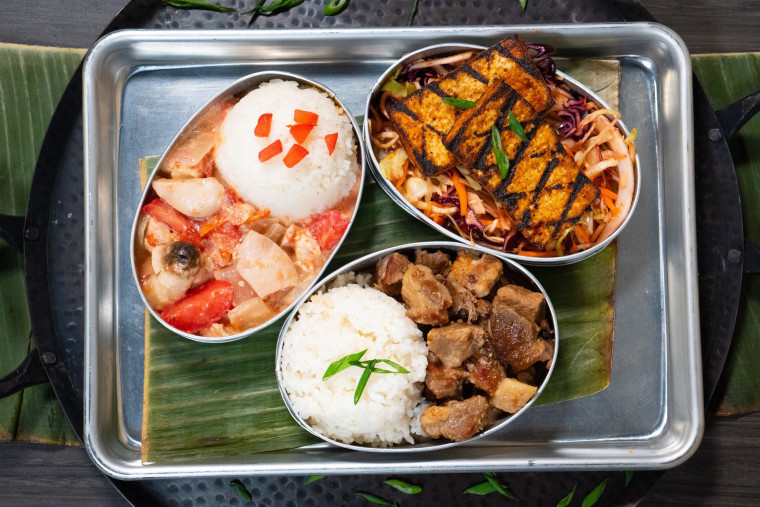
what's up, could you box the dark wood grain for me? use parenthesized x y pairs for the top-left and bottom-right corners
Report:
(0, 0), (758, 505)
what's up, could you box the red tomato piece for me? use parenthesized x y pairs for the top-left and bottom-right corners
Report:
(293, 109), (318, 126)
(142, 198), (202, 247)
(324, 132), (338, 155)
(283, 144), (309, 168)
(306, 210), (350, 250)
(289, 123), (314, 144)
(254, 113), (273, 137)
(258, 139), (283, 162)
(159, 280), (234, 333)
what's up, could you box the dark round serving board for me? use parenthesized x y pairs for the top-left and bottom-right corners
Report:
(32, 0), (666, 504)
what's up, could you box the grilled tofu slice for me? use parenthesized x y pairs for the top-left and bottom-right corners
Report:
(445, 82), (600, 249)
(388, 35), (552, 177)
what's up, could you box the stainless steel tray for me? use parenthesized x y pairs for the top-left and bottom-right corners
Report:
(83, 24), (701, 480)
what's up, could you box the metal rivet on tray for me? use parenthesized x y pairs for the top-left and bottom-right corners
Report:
(708, 128), (723, 142)
(728, 249), (742, 264)
(25, 226), (39, 241)
(40, 352), (56, 365)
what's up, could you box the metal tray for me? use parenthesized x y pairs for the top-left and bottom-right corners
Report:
(83, 24), (701, 480)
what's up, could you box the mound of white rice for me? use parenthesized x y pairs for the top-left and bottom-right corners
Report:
(215, 79), (359, 220)
(280, 283), (428, 446)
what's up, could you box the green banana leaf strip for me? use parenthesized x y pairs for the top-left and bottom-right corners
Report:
(693, 53), (760, 416)
(0, 43), (84, 445)
(142, 58), (620, 461)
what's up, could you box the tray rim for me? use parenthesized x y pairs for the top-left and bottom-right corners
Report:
(83, 22), (702, 480)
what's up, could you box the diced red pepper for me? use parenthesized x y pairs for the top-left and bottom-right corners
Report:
(306, 210), (350, 250)
(293, 109), (318, 126)
(289, 123), (314, 144)
(324, 132), (338, 155)
(283, 144), (309, 168)
(159, 280), (234, 333)
(254, 113), (272, 137)
(141, 198), (202, 247)
(258, 139), (283, 162)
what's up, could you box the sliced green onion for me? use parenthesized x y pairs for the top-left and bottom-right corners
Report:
(556, 483), (577, 507)
(625, 471), (633, 487)
(304, 475), (325, 485)
(442, 97), (477, 109)
(492, 126), (509, 179)
(323, 0), (348, 15)
(408, 0), (419, 26)
(163, 0), (236, 12)
(464, 481), (497, 495)
(354, 492), (393, 505)
(509, 110), (528, 142)
(582, 477), (608, 507)
(484, 472), (517, 500)
(519, 0), (528, 11)
(384, 479), (422, 494)
(323, 350), (367, 380)
(229, 479), (252, 501)
(354, 359), (376, 404)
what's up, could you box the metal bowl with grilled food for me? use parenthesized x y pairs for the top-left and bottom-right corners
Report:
(364, 39), (640, 266)
(275, 241), (558, 452)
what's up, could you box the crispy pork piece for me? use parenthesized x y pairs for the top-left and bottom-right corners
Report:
(414, 249), (452, 276)
(425, 364), (468, 399)
(401, 264), (452, 325)
(388, 36), (553, 177)
(445, 81), (600, 249)
(465, 341), (506, 395)
(494, 284), (546, 323)
(374, 252), (411, 296)
(487, 300), (550, 372)
(490, 377), (538, 413)
(420, 395), (491, 441)
(447, 252), (503, 298)
(443, 279), (479, 323)
(427, 322), (486, 368)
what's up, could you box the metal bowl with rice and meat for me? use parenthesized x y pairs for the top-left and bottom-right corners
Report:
(364, 39), (640, 266)
(130, 71), (365, 343)
(275, 241), (558, 452)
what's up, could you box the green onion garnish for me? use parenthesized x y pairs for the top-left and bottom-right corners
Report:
(355, 359), (376, 404)
(519, 0), (528, 11)
(323, 0), (349, 16)
(384, 479), (422, 495)
(442, 97), (478, 109)
(322, 349), (367, 380)
(354, 492), (393, 505)
(484, 472), (518, 500)
(163, 0), (236, 12)
(509, 110), (528, 142)
(492, 126), (509, 179)
(464, 481), (497, 495)
(304, 475), (325, 484)
(556, 483), (577, 507)
(229, 479), (252, 501)
(581, 477), (608, 507)
(625, 470), (633, 486)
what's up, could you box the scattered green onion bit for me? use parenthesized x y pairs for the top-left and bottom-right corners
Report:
(323, 350), (367, 380)
(492, 126), (510, 179)
(323, 352), (409, 405)
(162, 0), (236, 12)
(519, 0), (528, 11)
(354, 114), (365, 130)
(229, 479), (252, 502)
(304, 475), (325, 485)
(625, 470), (633, 487)
(384, 479), (422, 494)
(354, 492), (393, 505)
(464, 481), (497, 495)
(581, 477), (608, 507)
(323, 0), (349, 16)
(556, 483), (577, 507)
(484, 472), (517, 500)
(408, 0), (419, 26)
(508, 110), (528, 143)
(442, 97), (478, 109)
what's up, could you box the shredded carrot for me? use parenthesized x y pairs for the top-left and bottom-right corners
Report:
(433, 215), (445, 225)
(575, 226), (590, 245)
(562, 142), (575, 157)
(496, 205), (511, 230)
(451, 170), (468, 216)
(601, 194), (620, 216)
(518, 249), (557, 258)
(394, 176), (406, 191)
(598, 186), (618, 202)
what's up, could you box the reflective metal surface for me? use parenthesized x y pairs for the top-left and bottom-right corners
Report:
(83, 24), (700, 480)
(275, 241), (559, 453)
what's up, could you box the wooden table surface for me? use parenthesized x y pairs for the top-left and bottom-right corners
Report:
(0, 0), (759, 505)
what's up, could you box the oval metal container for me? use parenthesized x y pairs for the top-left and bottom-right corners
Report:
(130, 71), (365, 343)
(275, 241), (558, 453)
(364, 43), (641, 266)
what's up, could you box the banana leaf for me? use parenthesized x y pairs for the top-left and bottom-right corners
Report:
(693, 53), (760, 416)
(0, 43), (84, 445)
